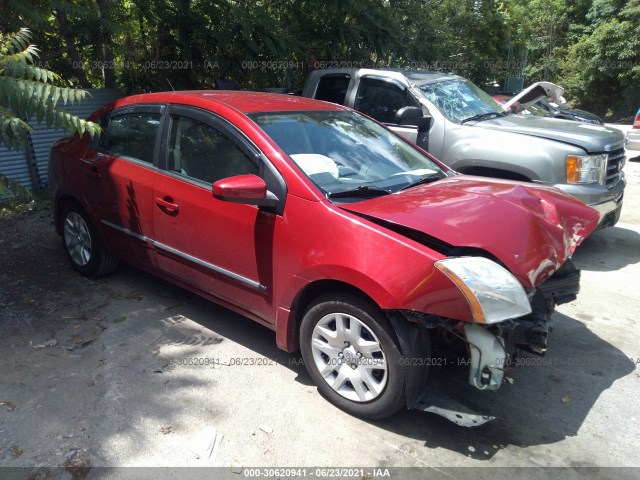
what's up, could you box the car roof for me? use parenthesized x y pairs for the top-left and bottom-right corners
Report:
(395, 69), (462, 85)
(99, 90), (348, 115)
(308, 68), (463, 86)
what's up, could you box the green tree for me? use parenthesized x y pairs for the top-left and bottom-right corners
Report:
(558, 0), (640, 116)
(1, 0), (638, 119)
(0, 28), (100, 152)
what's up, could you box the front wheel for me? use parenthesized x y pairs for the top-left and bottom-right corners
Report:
(300, 293), (406, 419)
(61, 204), (118, 277)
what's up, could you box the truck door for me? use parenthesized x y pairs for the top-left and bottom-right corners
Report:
(353, 76), (425, 146)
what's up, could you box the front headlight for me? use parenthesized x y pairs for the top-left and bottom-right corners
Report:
(566, 154), (607, 184)
(434, 257), (531, 324)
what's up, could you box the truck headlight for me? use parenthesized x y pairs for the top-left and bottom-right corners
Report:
(434, 257), (531, 324)
(566, 154), (607, 184)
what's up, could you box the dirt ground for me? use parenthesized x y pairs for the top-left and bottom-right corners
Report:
(1, 152), (640, 479)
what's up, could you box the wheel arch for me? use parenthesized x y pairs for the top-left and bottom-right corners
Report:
(456, 165), (532, 182)
(54, 194), (86, 235)
(57, 195), (119, 277)
(277, 279), (387, 353)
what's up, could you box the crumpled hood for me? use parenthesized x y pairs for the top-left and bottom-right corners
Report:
(340, 176), (600, 288)
(478, 115), (625, 152)
(504, 81), (564, 110)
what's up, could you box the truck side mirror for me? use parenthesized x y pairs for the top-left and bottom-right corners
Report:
(395, 106), (432, 131)
(395, 106), (432, 152)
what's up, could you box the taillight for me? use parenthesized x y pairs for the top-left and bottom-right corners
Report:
(633, 111), (640, 129)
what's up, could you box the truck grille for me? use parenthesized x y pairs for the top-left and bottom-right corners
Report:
(605, 148), (625, 187)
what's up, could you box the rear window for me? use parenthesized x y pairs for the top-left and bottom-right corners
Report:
(314, 74), (351, 105)
(101, 113), (161, 164)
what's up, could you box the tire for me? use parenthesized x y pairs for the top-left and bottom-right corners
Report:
(60, 204), (118, 277)
(300, 293), (406, 419)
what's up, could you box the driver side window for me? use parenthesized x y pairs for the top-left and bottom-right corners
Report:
(167, 116), (258, 184)
(355, 77), (421, 124)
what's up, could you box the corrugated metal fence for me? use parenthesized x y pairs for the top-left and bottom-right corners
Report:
(0, 89), (120, 193)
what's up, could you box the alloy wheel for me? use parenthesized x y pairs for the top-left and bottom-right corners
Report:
(63, 212), (92, 267)
(311, 312), (388, 402)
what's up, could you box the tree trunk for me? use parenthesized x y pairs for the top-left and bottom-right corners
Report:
(53, 10), (92, 88)
(136, 0), (150, 57)
(95, 0), (117, 89)
(177, 0), (195, 88)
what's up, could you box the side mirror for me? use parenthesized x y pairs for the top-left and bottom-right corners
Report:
(212, 174), (279, 208)
(395, 106), (432, 152)
(395, 106), (432, 131)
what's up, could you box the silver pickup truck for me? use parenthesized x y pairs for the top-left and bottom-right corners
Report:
(302, 68), (626, 227)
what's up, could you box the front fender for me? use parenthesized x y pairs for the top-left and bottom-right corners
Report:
(274, 261), (475, 352)
(443, 126), (570, 182)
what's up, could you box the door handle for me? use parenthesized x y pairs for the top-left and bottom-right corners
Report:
(155, 196), (180, 215)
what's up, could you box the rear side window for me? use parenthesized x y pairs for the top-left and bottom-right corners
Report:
(355, 77), (420, 124)
(314, 74), (351, 105)
(102, 113), (161, 163)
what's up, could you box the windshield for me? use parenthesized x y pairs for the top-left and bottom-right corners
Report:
(250, 110), (448, 200)
(418, 79), (505, 123)
(526, 102), (551, 116)
(536, 98), (556, 113)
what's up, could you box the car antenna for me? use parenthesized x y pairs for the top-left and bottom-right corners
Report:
(166, 79), (176, 91)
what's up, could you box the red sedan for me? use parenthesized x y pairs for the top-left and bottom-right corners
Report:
(48, 91), (599, 423)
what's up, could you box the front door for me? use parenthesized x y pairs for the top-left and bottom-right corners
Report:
(152, 106), (281, 322)
(354, 75), (423, 145)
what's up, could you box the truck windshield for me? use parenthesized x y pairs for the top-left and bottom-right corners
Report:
(419, 79), (506, 123)
(250, 110), (448, 200)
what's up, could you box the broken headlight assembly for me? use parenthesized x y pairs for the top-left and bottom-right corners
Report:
(434, 257), (531, 324)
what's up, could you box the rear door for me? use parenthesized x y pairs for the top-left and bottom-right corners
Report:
(152, 105), (285, 321)
(82, 104), (164, 266)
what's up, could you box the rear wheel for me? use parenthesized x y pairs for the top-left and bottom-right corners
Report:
(61, 204), (118, 277)
(300, 293), (405, 419)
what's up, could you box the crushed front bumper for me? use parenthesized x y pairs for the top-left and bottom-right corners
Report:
(466, 258), (581, 390)
(388, 259), (582, 426)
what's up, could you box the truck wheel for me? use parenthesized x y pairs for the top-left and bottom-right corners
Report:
(300, 293), (405, 419)
(61, 204), (118, 277)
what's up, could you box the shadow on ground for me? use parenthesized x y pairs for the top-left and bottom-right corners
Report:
(573, 225), (640, 271)
(101, 265), (635, 462)
(373, 311), (635, 460)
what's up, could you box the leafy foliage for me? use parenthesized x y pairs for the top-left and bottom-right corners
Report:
(0, 28), (100, 151)
(515, 0), (640, 117)
(0, 173), (31, 201)
(0, 0), (638, 119)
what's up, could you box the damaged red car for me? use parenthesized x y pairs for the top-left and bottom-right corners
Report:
(48, 92), (600, 424)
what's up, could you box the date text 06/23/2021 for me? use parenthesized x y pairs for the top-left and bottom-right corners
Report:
(156, 356), (640, 369)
